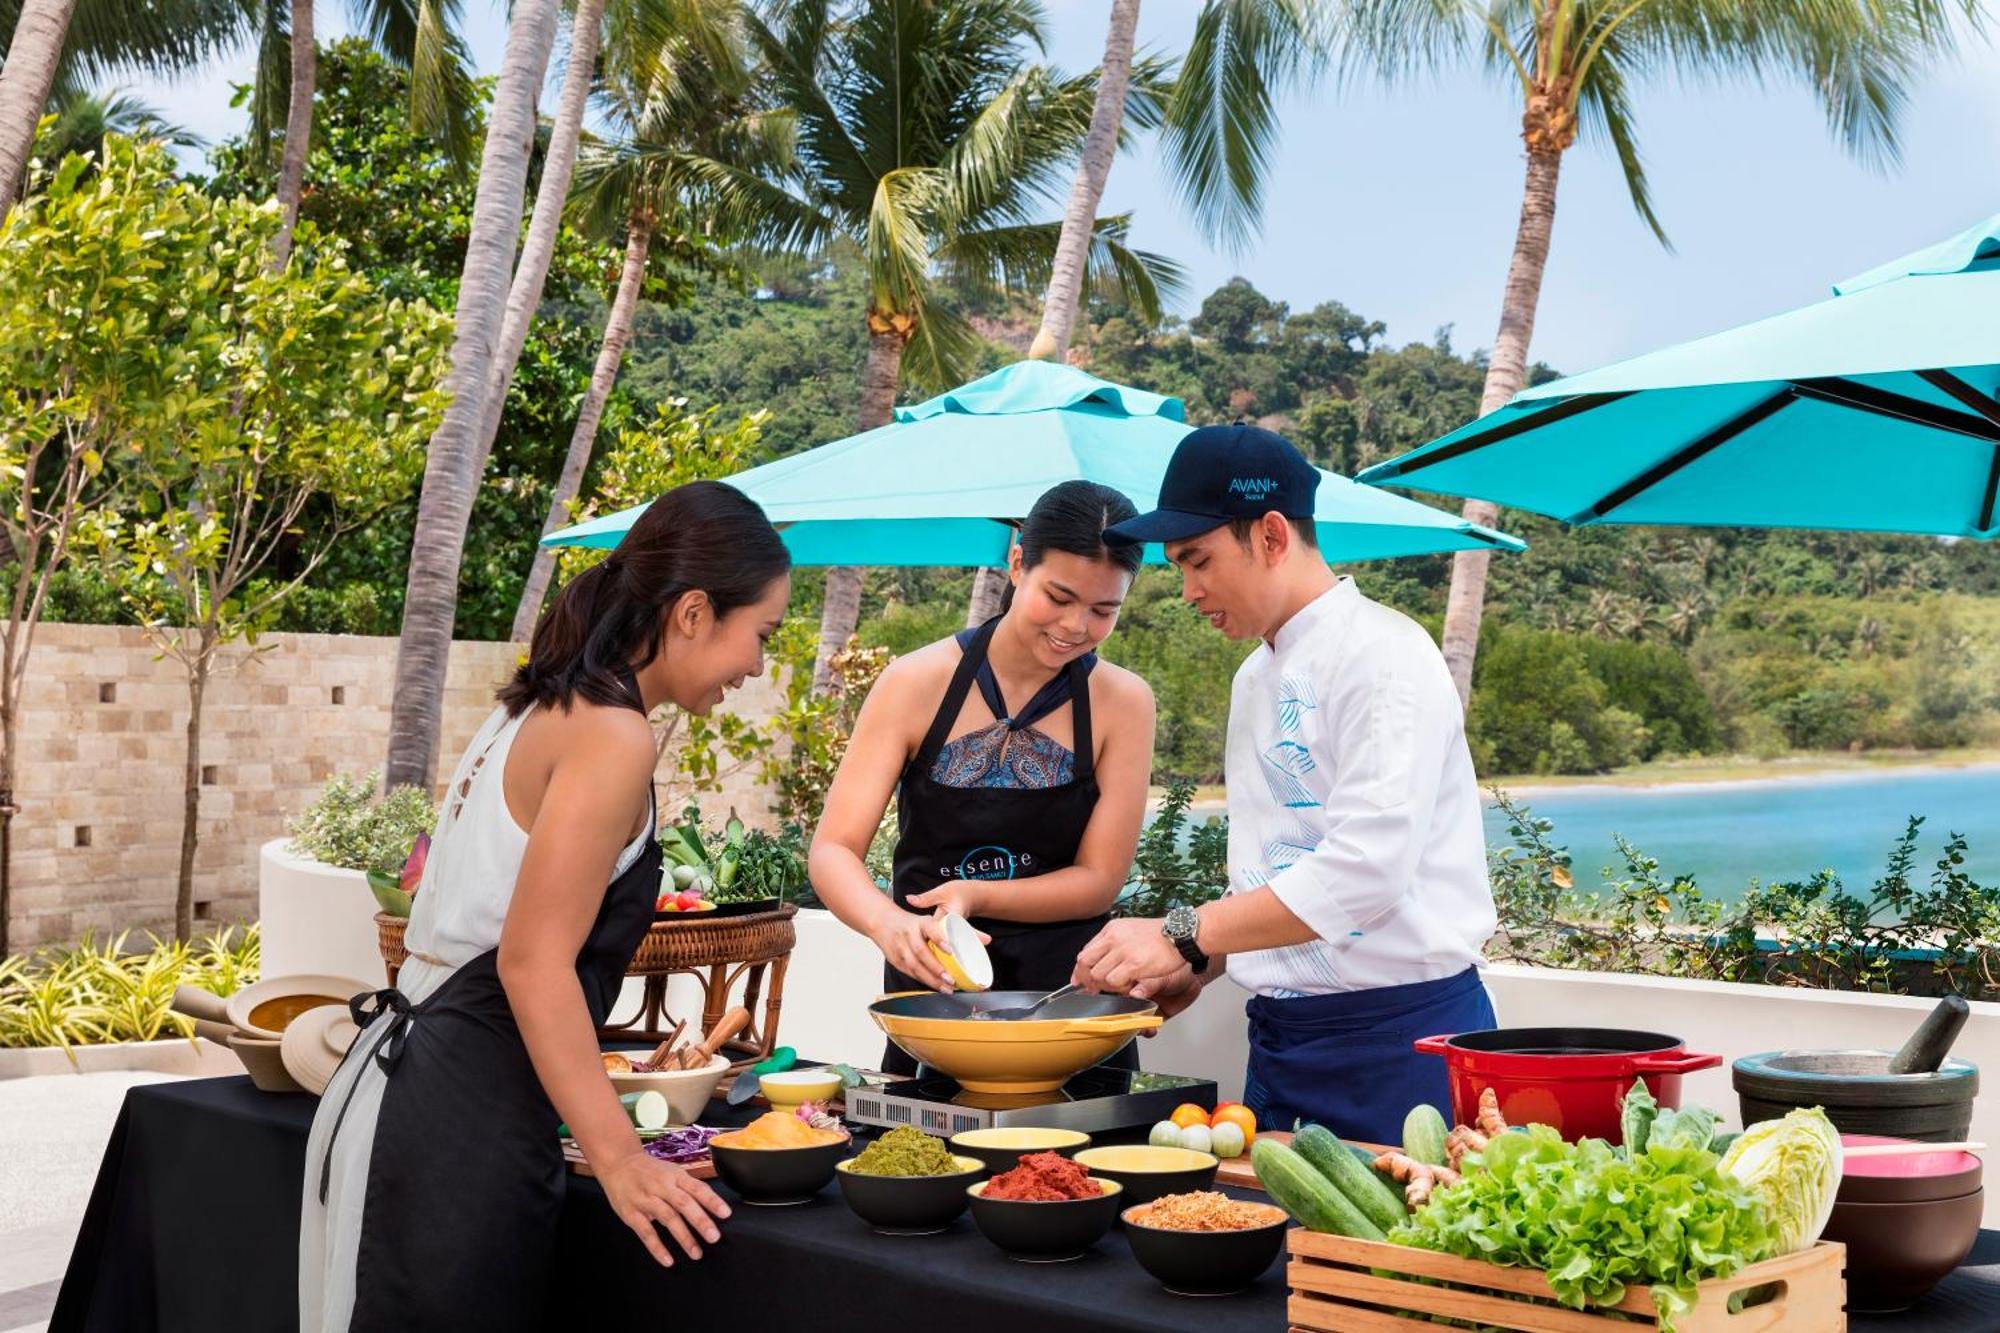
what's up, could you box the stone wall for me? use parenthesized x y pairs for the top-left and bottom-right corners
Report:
(10, 623), (783, 949)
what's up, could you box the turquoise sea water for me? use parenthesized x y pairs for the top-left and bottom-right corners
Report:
(1483, 765), (2000, 901)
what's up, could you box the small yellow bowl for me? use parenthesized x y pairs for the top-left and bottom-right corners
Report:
(759, 1067), (845, 1109)
(925, 912), (993, 992)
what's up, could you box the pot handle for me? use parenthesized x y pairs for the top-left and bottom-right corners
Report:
(1413, 1034), (1455, 1056)
(1061, 1013), (1164, 1037)
(1630, 1049), (1724, 1075)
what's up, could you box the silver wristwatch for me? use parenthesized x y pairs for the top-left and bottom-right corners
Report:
(1163, 905), (1208, 970)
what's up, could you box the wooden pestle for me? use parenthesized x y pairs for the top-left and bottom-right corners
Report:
(171, 984), (232, 1026)
(683, 1007), (751, 1068)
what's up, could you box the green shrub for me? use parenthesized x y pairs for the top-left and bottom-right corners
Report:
(288, 774), (436, 876)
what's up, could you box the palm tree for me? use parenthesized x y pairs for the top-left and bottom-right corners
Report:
(509, 5), (788, 640)
(0, 0), (240, 214)
(1331, 0), (1972, 707)
(384, 0), (563, 791)
(33, 82), (197, 163)
(960, 0), (1322, 626)
(732, 0), (1180, 690)
(239, 0), (478, 265)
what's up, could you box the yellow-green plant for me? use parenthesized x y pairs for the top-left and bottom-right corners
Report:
(0, 925), (261, 1060)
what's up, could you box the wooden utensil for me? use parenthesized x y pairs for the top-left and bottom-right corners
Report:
(643, 1019), (687, 1071)
(682, 1007), (750, 1068)
(1844, 1140), (1986, 1159)
(171, 984), (232, 1026)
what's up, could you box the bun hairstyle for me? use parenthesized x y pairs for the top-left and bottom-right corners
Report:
(998, 480), (1142, 613)
(500, 480), (790, 716)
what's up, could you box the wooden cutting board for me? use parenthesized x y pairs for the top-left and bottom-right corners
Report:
(564, 1142), (716, 1181)
(1214, 1133), (1394, 1191)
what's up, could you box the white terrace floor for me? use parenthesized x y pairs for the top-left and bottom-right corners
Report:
(0, 1070), (185, 1333)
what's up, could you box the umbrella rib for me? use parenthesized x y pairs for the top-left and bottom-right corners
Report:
(1572, 389), (1795, 525)
(1370, 391), (1631, 478)
(1791, 377), (2000, 445)
(1914, 370), (2000, 534)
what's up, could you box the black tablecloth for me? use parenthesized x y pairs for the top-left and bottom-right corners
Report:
(51, 1076), (2000, 1332)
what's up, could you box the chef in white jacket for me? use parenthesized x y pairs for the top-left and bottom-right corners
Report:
(1072, 423), (1498, 1143)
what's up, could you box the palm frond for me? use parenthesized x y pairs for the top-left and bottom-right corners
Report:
(866, 165), (946, 314)
(937, 213), (1182, 325)
(742, 0), (878, 219)
(1575, 50), (1668, 249)
(0, 0), (247, 82)
(1163, 0), (1325, 252)
(897, 299), (988, 393)
(247, 0), (292, 167)
(405, 0), (478, 165)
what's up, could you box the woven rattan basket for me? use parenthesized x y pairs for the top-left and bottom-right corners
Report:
(376, 904), (800, 984)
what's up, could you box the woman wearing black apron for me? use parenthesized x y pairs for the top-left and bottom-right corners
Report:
(810, 482), (1157, 1075)
(299, 482), (791, 1331)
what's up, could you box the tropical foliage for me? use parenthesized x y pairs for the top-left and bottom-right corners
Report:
(0, 927), (260, 1054)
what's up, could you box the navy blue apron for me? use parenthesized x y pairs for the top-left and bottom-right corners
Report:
(882, 617), (1131, 1077)
(1241, 966), (1495, 1144)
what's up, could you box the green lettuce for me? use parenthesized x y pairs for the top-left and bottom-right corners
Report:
(1390, 1124), (1778, 1330)
(1719, 1107), (1843, 1254)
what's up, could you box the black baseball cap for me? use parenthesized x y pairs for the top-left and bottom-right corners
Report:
(1104, 422), (1320, 547)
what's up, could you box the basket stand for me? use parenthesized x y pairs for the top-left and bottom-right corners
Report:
(375, 903), (798, 1069)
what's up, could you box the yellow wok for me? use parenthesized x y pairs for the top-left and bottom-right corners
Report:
(869, 990), (1163, 1093)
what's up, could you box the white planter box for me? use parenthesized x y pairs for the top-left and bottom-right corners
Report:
(0, 1035), (244, 1080)
(257, 838), (392, 986)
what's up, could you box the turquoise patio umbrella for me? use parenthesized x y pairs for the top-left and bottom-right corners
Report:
(545, 360), (1524, 563)
(1356, 216), (2000, 538)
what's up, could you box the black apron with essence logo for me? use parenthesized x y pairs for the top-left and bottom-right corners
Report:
(882, 617), (1134, 1076)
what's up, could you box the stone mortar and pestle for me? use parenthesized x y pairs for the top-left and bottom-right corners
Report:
(1733, 996), (1978, 1140)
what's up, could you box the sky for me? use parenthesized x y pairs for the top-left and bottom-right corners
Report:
(124, 1), (2000, 380)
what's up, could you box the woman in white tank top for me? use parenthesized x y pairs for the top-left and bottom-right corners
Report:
(300, 481), (792, 1331)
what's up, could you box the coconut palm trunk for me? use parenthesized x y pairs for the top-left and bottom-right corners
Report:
(960, 0), (1145, 630)
(269, 0), (315, 266)
(510, 202), (654, 642)
(0, 0), (77, 216)
(1438, 143), (1563, 708)
(814, 320), (908, 692)
(467, 0), (604, 484)
(384, 0), (560, 791)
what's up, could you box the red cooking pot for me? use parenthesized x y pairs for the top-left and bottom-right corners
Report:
(1414, 1027), (1722, 1143)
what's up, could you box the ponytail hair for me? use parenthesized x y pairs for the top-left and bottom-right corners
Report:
(500, 480), (790, 715)
(998, 480), (1142, 613)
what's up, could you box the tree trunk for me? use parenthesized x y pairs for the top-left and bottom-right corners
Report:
(510, 206), (653, 642)
(1026, 0), (1138, 362)
(965, 565), (1007, 626)
(0, 643), (16, 956)
(174, 660), (209, 943)
(1438, 146), (1563, 708)
(0, 0), (78, 217)
(269, 0), (316, 267)
(813, 326), (906, 692)
(384, 0), (560, 791)
(467, 0), (604, 484)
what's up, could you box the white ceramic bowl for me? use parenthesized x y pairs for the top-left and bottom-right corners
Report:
(759, 1067), (845, 1109)
(607, 1053), (731, 1125)
(225, 975), (372, 1040)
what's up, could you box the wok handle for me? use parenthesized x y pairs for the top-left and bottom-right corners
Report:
(1061, 1013), (1163, 1037)
(1413, 1034), (1455, 1056)
(1630, 1049), (1723, 1075)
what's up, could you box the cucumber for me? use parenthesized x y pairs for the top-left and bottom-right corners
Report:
(1293, 1122), (1407, 1234)
(620, 1090), (669, 1131)
(1402, 1104), (1449, 1167)
(1253, 1138), (1385, 1240)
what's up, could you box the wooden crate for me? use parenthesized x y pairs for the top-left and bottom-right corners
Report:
(1287, 1230), (1846, 1332)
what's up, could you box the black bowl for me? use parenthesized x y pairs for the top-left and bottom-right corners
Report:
(948, 1127), (1091, 1176)
(966, 1178), (1123, 1262)
(1123, 1206), (1291, 1296)
(707, 1136), (849, 1205)
(834, 1156), (987, 1234)
(1072, 1146), (1219, 1211)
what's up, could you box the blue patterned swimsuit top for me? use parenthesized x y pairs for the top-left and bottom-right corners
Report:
(928, 624), (1093, 790)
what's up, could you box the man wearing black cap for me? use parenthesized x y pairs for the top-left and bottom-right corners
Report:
(1072, 423), (1497, 1145)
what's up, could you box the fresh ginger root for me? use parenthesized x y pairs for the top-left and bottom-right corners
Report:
(1475, 1086), (1508, 1137)
(1445, 1125), (1489, 1170)
(1374, 1151), (1463, 1209)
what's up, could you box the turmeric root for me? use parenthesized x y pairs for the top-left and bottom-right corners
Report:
(1476, 1086), (1508, 1137)
(1445, 1125), (1489, 1170)
(1373, 1151), (1462, 1210)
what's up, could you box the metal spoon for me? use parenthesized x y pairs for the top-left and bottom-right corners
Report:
(978, 983), (1084, 1022)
